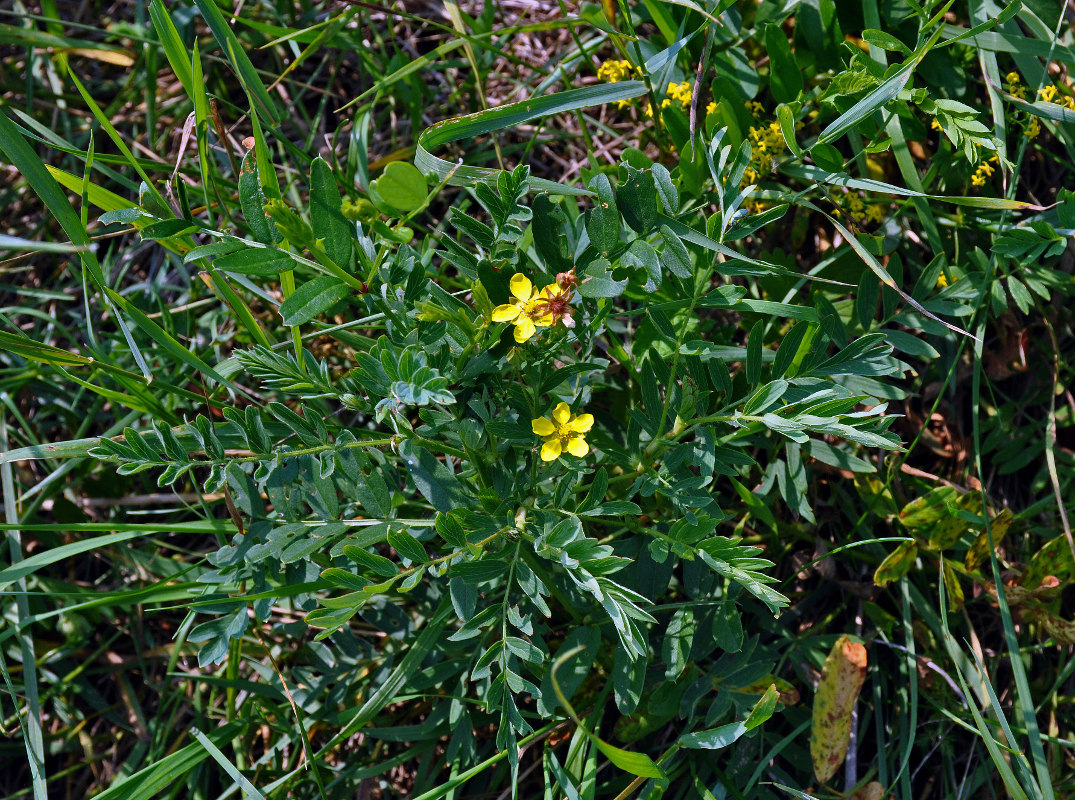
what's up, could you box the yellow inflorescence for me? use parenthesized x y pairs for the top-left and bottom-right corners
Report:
(1020, 83), (1075, 140)
(742, 121), (785, 186)
(970, 154), (999, 187)
(662, 80), (694, 110)
(841, 192), (886, 224)
(597, 59), (635, 83)
(1006, 72), (1027, 99)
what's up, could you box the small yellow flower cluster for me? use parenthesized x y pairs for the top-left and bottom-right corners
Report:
(936, 272), (951, 288)
(1039, 84), (1075, 109)
(492, 273), (575, 343)
(1025, 116), (1041, 140)
(661, 80), (694, 110)
(597, 59), (639, 109)
(931, 117), (943, 131)
(742, 121), (785, 185)
(841, 193), (886, 224)
(745, 100), (766, 117)
(532, 403), (594, 461)
(970, 154), (999, 187)
(1006, 72), (1026, 99)
(597, 59), (635, 83)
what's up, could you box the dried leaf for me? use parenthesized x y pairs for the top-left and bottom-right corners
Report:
(850, 781), (886, 800)
(811, 635), (868, 784)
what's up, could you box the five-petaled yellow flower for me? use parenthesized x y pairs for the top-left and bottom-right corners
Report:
(532, 403), (593, 462)
(492, 273), (554, 343)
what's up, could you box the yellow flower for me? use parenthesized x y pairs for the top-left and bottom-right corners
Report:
(492, 273), (553, 343)
(598, 59), (635, 83)
(706, 100), (717, 116)
(1039, 85), (1058, 103)
(1006, 71), (1020, 85)
(532, 403), (594, 461)
(936, 273), (949, 288)
(664, 81), (694, 109)
(1025, 116), (1041, 139)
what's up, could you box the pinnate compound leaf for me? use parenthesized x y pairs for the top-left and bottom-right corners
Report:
(811, 635), (868, 784)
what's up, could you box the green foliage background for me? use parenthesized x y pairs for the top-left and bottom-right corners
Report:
(0, 0), (1074, 798)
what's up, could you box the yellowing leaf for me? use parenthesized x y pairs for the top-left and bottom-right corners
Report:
(850, 781), (886, 800)
(873, 540), (917, 587)
(965, 508), (1014, 570)
(68, 47), (136, 67)
(811, 635), (868, 784)
(942, 557), (965, 612)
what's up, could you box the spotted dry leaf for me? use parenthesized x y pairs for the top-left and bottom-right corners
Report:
(811, 635), (868, 784)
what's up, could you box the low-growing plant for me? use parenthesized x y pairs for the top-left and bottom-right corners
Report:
(2, 0), (1075, 798)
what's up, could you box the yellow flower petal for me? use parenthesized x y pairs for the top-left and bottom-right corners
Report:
(568, 413), (594, 433)
(565, 436), (589, 458)
(540, 438), (562, 461)
(492, 303), (521, 322)
(509, 273), (533, 302)
(513, 316), (536, 343)
(532, 417), (555, 436)
(552, 403), (571, 424)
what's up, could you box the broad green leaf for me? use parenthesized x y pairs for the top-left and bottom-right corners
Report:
(310, 157), (352, 267)
(238, 149), (278, 245)
(618, 164), (657, 233)
(662, 607), (694, 679)
(279, 275), (349, 326)
(370, 161), (428, 213)
(745, 683), (780, 730)
(659, 224), (692, 278)
(215, 246), (296, 276)
(387, 528), (428, 564)
(585, 173), (619, 255)
(764, 24), (803, 104)
(593, 738), (663, 779)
